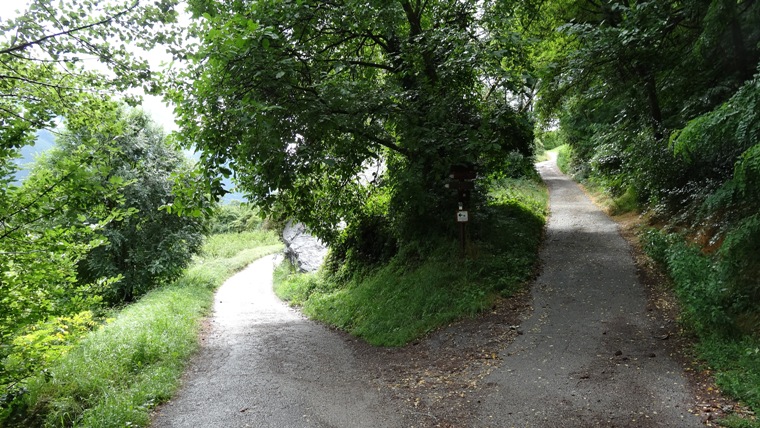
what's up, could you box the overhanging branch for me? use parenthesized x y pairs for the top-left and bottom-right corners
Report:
(0, 1), (139, 56)
(334, 124), (410, 157)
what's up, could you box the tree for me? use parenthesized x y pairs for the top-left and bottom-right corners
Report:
(167, 0), (534, 247)
(533, 0), (760, 205)
(0, 105), (208, 408)
(0, 100), (130, 400)
(41, 108), (207, 303)
(0, 0), (180, 148)
(0, 0), (188, 342)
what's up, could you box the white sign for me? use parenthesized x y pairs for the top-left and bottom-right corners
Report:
(456, 210), (469, 223)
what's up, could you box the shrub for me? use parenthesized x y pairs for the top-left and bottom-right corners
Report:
(208, 202), (264, 234)
(43, 109), (209, 304)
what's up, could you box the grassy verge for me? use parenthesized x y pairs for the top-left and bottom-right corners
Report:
(699, 338), (760, 427)
(274, 176), (548, 347)
(534, 149), (550, 163)
(550, 144), (638, 216)
(5, 231), (282, 427)
(554, 144), (572, 174)
(642, 230), (760, 427)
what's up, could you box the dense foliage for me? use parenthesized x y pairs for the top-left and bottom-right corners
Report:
(166, 0), (535, 251)
(534, 1), (760, 422)
(0, 104), (130, 406)
(534, 0), (758, 204)
(0, 106), (208, 415)
(40, 109), (207, 303)
(208, 202), (267, 234)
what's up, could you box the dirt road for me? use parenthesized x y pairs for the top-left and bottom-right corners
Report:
(150, 256), (403, 428)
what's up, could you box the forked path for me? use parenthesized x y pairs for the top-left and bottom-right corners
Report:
(150, 256), (402, 428)
(472, 155), (701, 427)
(152, 155), (702, 427)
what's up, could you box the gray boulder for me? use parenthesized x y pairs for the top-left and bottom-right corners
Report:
(282, 221), (328, 273)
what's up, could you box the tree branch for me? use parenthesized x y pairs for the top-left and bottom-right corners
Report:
(0, 1), (139, 56)
(0, 74), (80, 91)
(335, 124), (410, 157)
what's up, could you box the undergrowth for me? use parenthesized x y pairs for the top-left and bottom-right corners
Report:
(642, 229), (760, 427)
(555, 144), (572, 175)
(274, 176), (547, 347)
(1, 231), (282, 427)
(553, 144), (638, 215)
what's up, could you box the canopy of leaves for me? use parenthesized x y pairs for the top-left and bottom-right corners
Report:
(0, 0), (181, 148)
(535, 0), (760, 203)
(168, 0), (535, 245)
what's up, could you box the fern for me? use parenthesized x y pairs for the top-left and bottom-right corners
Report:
(734, 144), (760, 197)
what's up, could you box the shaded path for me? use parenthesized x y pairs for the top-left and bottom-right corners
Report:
(472, 156), (700, 427)
(151, 255), (401, 428)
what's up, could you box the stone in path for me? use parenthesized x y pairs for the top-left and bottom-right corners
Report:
(473, 156), (701, 427)
(150, 255), (401, 428)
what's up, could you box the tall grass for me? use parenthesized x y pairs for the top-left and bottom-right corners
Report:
(274, 176), (547, 346)
(3, 231), (282, 427)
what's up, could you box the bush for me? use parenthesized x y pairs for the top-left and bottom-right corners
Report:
(45, 109), (209, 304)
(208, 202), (265, 234)
(326, 214), (398, 280)
(536, 128), (564, 151)
(642, 224), (760, 339)
(719, 215), (760, 334)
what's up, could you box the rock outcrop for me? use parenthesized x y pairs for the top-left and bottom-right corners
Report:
(281, 221), (328, 273)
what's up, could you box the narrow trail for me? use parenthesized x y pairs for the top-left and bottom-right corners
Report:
(471, 155), (701, 427)
(150, 255), (402, 428)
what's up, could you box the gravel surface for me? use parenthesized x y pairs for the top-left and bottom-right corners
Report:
(152, 155), (705, 428)
(470, 156), (701, 427)
(150, 255), (403, 428)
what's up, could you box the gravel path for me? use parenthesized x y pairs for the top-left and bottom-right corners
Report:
(150, 255), (402, 428)
(152, 155), (703, 427)
(472, 155), (701, 427)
